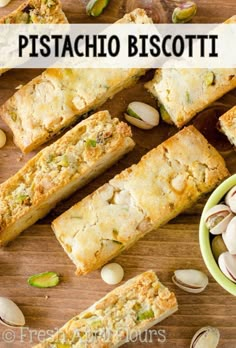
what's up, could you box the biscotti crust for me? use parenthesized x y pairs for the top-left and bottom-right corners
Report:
(219, 106), (236, 146)
(145, 68), (236, 128)
(52, 126), (229, 275)
(0, 9), (152, 153)
(0, 110), (135, 246)
(33, 271), (178, 348)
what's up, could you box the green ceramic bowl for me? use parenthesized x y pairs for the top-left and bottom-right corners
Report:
(199, 174), (236, 296)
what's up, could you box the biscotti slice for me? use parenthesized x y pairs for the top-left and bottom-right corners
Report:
(0, 111), (135, 246)
(219, 106), (236, 146)
(52, 126), (229, 275)
(0, 9), (152, 153)
(34, 270), (178, 348)
(145, 17), (236, 128)
(0, 0), (68, 76)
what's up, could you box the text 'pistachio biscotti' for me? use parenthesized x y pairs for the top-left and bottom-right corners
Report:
(34, 270), (178, 348)
(0, 9), (152, 153)
(52, 126), (229, 275)
(0, 111), (135, 246)
(219, 106), (236, 146)
(0, 0), (68, 76)
(145, 16), (236, 128)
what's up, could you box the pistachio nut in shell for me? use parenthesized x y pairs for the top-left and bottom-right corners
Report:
(172, 1), (197, 24)
(211, 235), (227, 260)
(204, 204), (233, 235)
(222, 216), (236, 254)
(172, 269), (208, 293)
(0, 297), (25, 327)
(218, 252), (236, 282)
(127, 101), (159, 127)
(190, 326), (220, 348)
(225, 185), (236, 213)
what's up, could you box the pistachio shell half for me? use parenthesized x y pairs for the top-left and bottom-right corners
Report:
(190, 326), (220, 348)
(222, 216), (236, 255)
(124, 114), (154, 130)
(218, 252), (236, 282)
(225, 185), (236, 213)
(125, 102), (160, 130)
(204, 204), (233, 235)
(172, 269), (208, 293)
(211, 235), (227, 260)
(0, 297), (25, 327)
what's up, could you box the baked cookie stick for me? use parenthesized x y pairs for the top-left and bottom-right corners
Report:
(219, 106), (236, 146)
(145, 17), (236, 128)
(52, 126), (229, 275)
(0, 111), (135, 246)
(34, 271), (178, 348)
(0, 0), (68, 75)
(0, 9), (152, 153)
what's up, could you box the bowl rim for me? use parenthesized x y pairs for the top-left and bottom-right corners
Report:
(199, 174), (236, 296)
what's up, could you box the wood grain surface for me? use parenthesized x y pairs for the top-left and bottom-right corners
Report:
(0, 1), (236, 347)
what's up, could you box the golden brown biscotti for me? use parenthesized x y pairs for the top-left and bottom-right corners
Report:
(145, 16), (236, 128)
(0, 0), (68, 76)
(52, 126), (229, 276)
(0, 9), (152, 153)
(219, 106), (236, 146)
(33, 271), (178, 348)
(0, 111), (135, 246)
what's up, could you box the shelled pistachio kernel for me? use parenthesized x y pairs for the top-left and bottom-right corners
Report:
(172, 1), (197, 24)
(86, 0), (110, 17)
(211, 235), (227, 260)
(101, 263), (124, 285)
(0, 129), (7, 149)
(28, 272), (60, 288)
(125, 101), (159, 130)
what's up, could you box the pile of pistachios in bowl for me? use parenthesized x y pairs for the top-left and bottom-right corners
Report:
(204, 186), (236, 282)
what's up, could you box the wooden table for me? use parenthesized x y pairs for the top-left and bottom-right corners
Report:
(0, 1), (236, 347)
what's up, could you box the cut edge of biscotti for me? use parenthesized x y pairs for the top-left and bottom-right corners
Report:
(52, 125), (229, 276)
(219, 106), (236, 146)
(0, 110), (135, 246)
(33, 270), (178, 348)
(0, 8), (152, 153)
(145, 16), (236, 128)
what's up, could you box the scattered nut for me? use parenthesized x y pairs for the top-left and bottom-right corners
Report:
(190, 326), (220, 348)
(172, 1), (197, 24)
(0, 129), (7, 149)
(0, 0), (11, 7)
(28, 272), (60, 288)
(101, 263), (124, 285)
(125, 101), (159, 130)
(172, 269), (208, 294)
(86, 0), (111, 17)
(0, 297), (25, 327)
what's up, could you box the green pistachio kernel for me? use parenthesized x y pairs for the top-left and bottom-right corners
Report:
(159, 105), (173, 124)
(172, 1), (197, 24)
(86, 0), (110, 17)
(28, 272), (60, 288)
(127, 107), (142, 120)
(205, 71), (215, 86)
(137, 308), (154, 321)
(86, 139), (97, 147)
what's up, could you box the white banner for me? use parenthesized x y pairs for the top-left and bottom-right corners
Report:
(0, 23), (235, 69)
